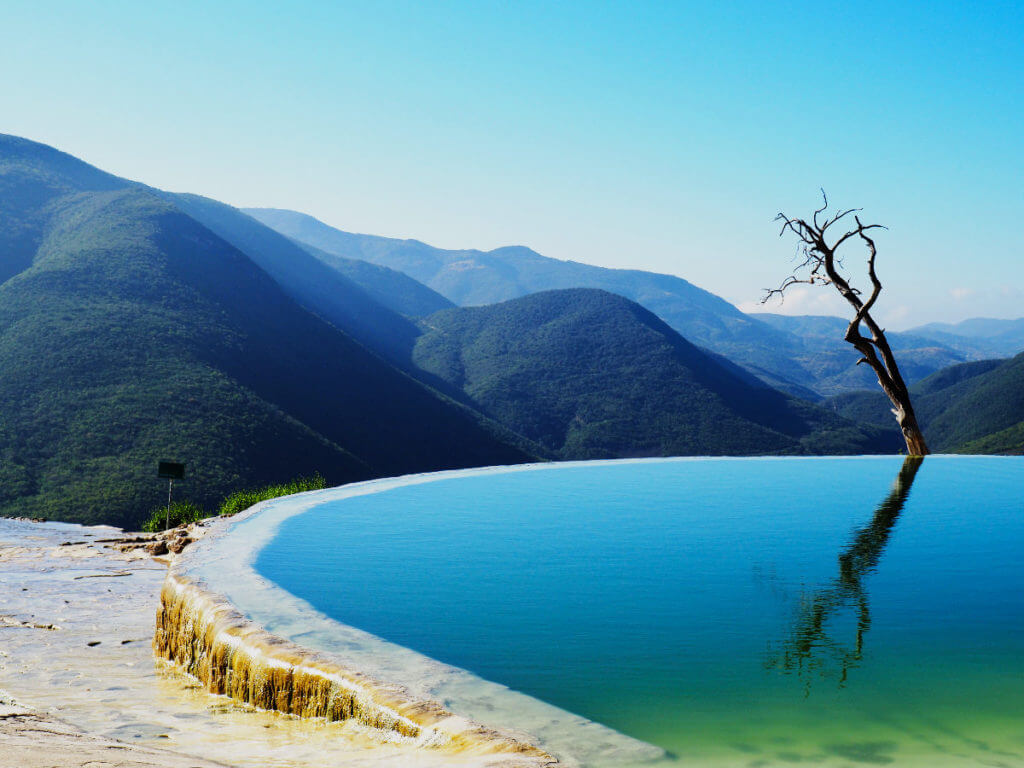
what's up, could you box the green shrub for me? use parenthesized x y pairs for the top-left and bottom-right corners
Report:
(218, 473), (326, 518)
(141, 500), (206, 532)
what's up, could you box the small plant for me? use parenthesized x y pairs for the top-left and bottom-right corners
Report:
(142, 500), (206, 532)
(217, 473), (326, 518)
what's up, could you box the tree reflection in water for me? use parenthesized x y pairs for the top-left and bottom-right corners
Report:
(768, 456), (924, 690)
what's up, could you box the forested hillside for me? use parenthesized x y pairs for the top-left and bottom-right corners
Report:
(826, 356), (1024, 453)
(413, 290), (898, 458)
(6, 133), (1007, 529)
(0, 136), (529, 526)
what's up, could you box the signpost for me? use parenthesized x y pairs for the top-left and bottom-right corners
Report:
(157, 461), (186, 531)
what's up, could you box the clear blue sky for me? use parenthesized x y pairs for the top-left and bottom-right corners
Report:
(3, 1), (1021, 327)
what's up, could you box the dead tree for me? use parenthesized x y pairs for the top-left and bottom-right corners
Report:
(765, 193), (929, 456)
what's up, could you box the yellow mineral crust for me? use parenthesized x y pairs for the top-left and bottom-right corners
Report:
(155, 565), (556, 765)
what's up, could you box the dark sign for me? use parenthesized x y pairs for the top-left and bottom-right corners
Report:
(158, 461), (185, 480)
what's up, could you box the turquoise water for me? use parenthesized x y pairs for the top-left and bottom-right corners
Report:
(255, 457), (1024, 765)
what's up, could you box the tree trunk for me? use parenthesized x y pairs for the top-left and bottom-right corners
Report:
(770, 198), (932, 456)
(896, 406), (929, 456)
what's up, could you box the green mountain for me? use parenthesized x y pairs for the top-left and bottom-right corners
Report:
(295, 240), (454, 318)
(0, 134), (125, 285)
(0, 135), (529, 527)
(825, 357), (1024, 453)
(0, 134), (932, 530)
(958, 422), (1024, 454)
(163, 193), (425, 364)
(751, 313), (971, 394)
(243, 209), (814, 386)
(244, 208), (974, 398)
(412, 289), (898, 458)
(919, 354), (1024, 452)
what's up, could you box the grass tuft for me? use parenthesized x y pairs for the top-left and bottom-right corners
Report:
(139, 473), (327, 531)
(141, 500), (206, 532)
(217, 473), (326, 518)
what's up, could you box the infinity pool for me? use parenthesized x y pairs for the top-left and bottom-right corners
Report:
(252, 457), (1024, 766)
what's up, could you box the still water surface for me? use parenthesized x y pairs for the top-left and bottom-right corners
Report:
(256, 457), (1024, 766)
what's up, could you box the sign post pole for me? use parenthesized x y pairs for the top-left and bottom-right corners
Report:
(157, 461), (186, 531)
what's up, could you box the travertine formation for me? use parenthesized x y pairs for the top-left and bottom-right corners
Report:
(0, 694), (230, 768)
(155, 563), (556, 765)
(0, 515), (562, 768)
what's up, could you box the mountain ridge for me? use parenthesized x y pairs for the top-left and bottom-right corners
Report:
(247, 207), (1006, 397)
(0, 135), (532, 526)
(412, 288), (899, 458)
(825, 355), (1024, 453)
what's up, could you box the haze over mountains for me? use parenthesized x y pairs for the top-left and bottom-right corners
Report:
(246, 208), (1013, 398)
(1, 134), (1022, 525)
(903, 318), (1024, 360)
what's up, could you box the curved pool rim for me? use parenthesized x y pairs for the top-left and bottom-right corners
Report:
(173, 454), (1016, 767)
(165, 458), (707, 768)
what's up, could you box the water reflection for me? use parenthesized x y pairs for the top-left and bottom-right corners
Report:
(768, 456), (924, 689)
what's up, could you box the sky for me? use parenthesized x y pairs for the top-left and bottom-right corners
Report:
(2, 1), (1022, 328)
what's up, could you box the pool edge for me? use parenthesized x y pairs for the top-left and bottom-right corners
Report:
(154, 546), (558, 765)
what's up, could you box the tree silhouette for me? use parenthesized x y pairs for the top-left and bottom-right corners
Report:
(765, 193), (929, 455)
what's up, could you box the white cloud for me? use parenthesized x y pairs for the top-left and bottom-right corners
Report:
(739, 286), (849, 317)
(949, 287), (976, 301)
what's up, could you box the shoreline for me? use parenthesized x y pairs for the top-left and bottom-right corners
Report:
(175, 463), (679, 768)
(14, 457), (924, 768)
(5, 457), (990, 767)
(156, 561), (556, 764)
(0, 515), (562, 767)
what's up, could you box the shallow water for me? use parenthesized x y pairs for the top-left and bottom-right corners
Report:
(250, 456), (1024, 766)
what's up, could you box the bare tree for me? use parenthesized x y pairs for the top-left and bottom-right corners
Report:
(765, 192), (929, 456)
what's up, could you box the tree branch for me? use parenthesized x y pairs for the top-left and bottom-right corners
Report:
(766, 194), (929, 455)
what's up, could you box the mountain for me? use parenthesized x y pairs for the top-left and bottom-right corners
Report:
(162, 193), (426, 364)
(294, 240), (454, 317)
(904, 317), (1024, 359)
(825, 359), (1005, 430)
(0, 134), (125, 286)
(0, 134), (946, 531)
(751, 313), (971, 395)
(958, 422), (1024, 454)
(0, 135), (530, 527)
(243, 209), (816, 387)
(919, 353), (1024, 452)
(412, 289), (899, 458)
(825, 356), (1024, 453)
(244, 208), (973, 398)
(912, 318), (1024, 339)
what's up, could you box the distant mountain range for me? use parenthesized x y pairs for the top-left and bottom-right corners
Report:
(1, 134), (1022, 525)
(901, 318), (1024, 360)
(748, 314), (978, 395)
(246, 208), (1021, 398)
